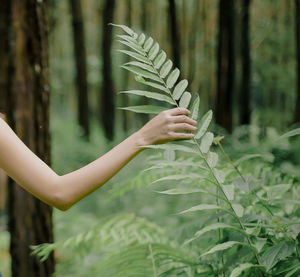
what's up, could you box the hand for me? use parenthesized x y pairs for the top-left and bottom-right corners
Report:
(136, 107), (197, 146)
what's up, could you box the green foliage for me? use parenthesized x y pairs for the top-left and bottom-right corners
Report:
(36, 24), (300, 277)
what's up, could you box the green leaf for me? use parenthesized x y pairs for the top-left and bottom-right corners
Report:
(135, 77), (169, 93)
(265, 184), (292, 200)
(157, 188), (206, 195)
(120, 105), (165, 114)
(234, 154), (271, 166)
(195, 110), (213, 139)
(232, 203), (244, 217)
(229, 263), (265, 277)
(121, 65), (163, 83)
(285, 265), (300, 277)
(185, 223), (247, 245)
(148, 42), (160, 60)
(119, 90), (175, 105)
(222, 185), (235, 201)
(154, 51), (167, 69)
(160, 60), (173, 78)
(179, 204), (224, 215)
(144, 37), (154, 52)
(261, 242), (295, 272)
(200, 241), (257, 258)
(118, 40), (145, 55)
(172, 79), (188, 100)
(200, 132), (214, 153)
(138, 33), (146, 45)
(190, 94), (200, 120)
(117, 35), (140, 46)
(179, 91), (192, 108)
(278, 128), (300, 140)
(118, 50), (151, 64)
(166, 68), (180, 88)
(213, 168), (225, 183)
(141, 144), (195, 154)
(124, 61), (156, 73)
(109, 23), (137, 38)
(207, 151), (218, 168)
(151, 173), (200, 184)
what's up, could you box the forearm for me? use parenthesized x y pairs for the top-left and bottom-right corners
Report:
(58, 131), (144, 210)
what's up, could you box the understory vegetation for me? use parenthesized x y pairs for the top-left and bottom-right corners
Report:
(31, 25), (300, 277)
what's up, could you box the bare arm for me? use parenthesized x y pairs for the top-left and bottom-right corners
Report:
(0, 108), (197, 211)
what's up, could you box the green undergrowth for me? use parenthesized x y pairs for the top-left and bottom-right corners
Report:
(34, 24), (300, 277)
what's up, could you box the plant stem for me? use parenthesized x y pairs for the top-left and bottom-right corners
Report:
(149, 244), (158, 277)
(217, 141), (274, 217)
(138, 37), (264, 275)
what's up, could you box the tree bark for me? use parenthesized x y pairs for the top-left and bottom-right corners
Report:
(7, 0), (54, 276)
(69, 0), (90, 139)
(295, 0), (300, 122)
(121, 0), (131, 131)
(101, 0), (115, 140)
(168, 0), (181, 70)
(239, 0), (251, 125)
(0, 0), (13, 119)
(216, 0), (235, 133)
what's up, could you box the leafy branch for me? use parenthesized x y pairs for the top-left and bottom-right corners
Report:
(112, 23), (267, 276)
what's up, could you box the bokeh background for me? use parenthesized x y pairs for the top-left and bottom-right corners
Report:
(0, 0), (300, 276)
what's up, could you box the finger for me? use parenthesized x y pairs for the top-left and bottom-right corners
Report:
(170, 123), (197, 132)
(172, 115), (197, 125)
(169, 132), (195, 139)
(168, 107), (190, 116)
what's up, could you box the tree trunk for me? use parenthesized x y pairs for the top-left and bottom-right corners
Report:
(0, 0), (12, 118)
(239, 0), (251, 125)
(101, 0), (115, 140)
(121, 0), (131, 131)
(8, 0), (54, 276)
(69, 0), (90, 139)
(216, 0), (235, 133)
(0, 0), (13, 221)
(168, 0), (181, 70)
(295, 0), (300, 122)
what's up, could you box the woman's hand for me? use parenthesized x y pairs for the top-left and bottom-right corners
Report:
(136, 107), (198, 146)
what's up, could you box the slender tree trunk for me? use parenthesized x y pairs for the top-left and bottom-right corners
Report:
(187, 0), (200, 85)
(239, 0), (251, 125)
(138, 0), (150, 125)
(69, 0), (90, 138)
(121, 0), (131, 131)
(8, 0), (54, 276)
(101, 0), (115, 140)
(295, 0), (300, 122)
(0, 0), (12, 213)
(216, 0), (235, 133)
(168, 0), (181, 70)
(0, 0), (12, 118)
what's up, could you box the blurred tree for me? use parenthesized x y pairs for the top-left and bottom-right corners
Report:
(121, 0), (132, 131)
(0, 0), (12, 118)
(239, 0), (251, 125)
(168, 0), (181, 70)
(138, 0), (150, 125)
(3, 0), (54, 276)
(101, 0), (115, 140)
(295, 0), (300, 122)
(187, 0), (200, 85)
(69, 0), (90, 138)
(216, 0), (235, 132)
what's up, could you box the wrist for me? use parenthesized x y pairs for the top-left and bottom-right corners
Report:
(132, 130), (149, 148)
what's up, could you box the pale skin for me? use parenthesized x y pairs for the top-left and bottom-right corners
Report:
(0, 108), (197, 211)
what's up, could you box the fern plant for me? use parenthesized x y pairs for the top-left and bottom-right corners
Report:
(33, 24), (300, 277)
(110, 23), (300, 276)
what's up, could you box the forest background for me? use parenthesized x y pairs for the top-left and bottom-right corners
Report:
(0, 0), (300, 276)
